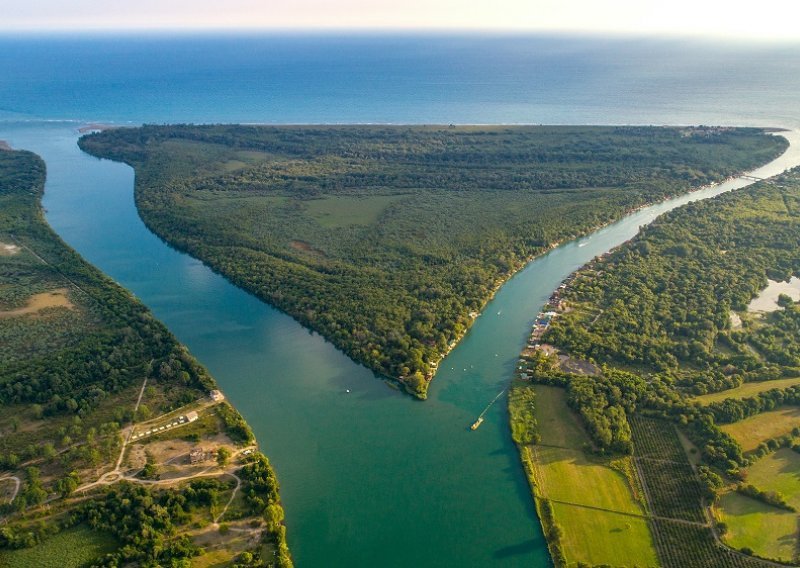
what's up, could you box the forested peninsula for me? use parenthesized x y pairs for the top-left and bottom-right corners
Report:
(510, 165), (800, 566)
(0, 148), (291, 567)
(79, 125), (786, 398)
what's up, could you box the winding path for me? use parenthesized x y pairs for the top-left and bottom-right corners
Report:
(0, 475), (20, 504)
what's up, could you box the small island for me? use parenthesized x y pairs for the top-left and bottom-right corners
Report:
(0, 148), (292, 566)
(78, 124), (786, 399)
(510, 165), (800, 566)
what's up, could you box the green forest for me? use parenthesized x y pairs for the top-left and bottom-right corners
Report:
(0, 148), (291, 566)
(512, 165), (800, 566)
(546, 168), (800, 393)
(78, 124), (785, 397)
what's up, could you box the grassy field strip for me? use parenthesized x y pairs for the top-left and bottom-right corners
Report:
(721, 407), (800, 453)
(695, 378), (800, 405)
(535, 446), (644, 515)
(552, 502), (659, 567)
(524, 385), (660, 566)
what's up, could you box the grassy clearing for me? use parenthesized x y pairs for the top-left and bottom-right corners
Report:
(746, 448), (800, 510)
(716, 491), (797, 562)
(695, 377), (800, 404)
(532, 385), (590, 449)
(304, 194), (405, 228)
(191, 549), (233, 568)
(141, 407), (221, 445)
(721, 406), (800, 452)
(0, 525), (117, 568)
(192, 548), (245, 568)
(551, 502), (659, 567)
(189, 521), (263, 567)
(535, 446), (643, 515)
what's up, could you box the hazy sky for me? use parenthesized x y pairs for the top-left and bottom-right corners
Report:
(3, 0), (798, 41)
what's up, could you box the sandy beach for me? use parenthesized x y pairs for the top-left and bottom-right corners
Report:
(78, 123), (117, 133)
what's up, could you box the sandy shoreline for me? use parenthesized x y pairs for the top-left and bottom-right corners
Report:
(78, 123), (117, 133)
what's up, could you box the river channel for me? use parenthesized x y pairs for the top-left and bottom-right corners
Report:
(3, 123), (800, 567)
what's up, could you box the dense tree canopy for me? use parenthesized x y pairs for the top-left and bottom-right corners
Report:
(547, 168), (800, 384)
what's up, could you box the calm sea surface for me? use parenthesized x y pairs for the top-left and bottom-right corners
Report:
(2, 34), (800, 567)
(2, 33), (800, 127)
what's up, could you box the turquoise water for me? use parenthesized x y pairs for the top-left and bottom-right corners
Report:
(2, 33), (800, 567)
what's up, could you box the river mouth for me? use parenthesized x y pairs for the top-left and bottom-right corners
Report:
(2, 122), (800, 567)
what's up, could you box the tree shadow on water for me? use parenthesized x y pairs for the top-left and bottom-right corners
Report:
(492, 538), (541, 559)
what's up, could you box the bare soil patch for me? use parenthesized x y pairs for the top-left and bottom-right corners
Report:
(559, 354), (600, 375)
(289, 239), (327, 258)
(190, 520), (263, 565)
(0, 288), (74, 318)
(0, 242), (20, 256)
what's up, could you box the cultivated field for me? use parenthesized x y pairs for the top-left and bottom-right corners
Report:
(695, 378), (800, 405)
(721, 407), (800, 452)
(631, 417), (707, 523)
(0, 525), (117, 568)
(551, 503), (658, 567)
(650, 518), (770, 568)
(534, 446), (643, 514)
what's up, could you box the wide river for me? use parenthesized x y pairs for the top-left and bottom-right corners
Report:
(3, 123), (800, 566)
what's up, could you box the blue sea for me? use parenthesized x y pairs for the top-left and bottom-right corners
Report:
(1, 33), (800, 127)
